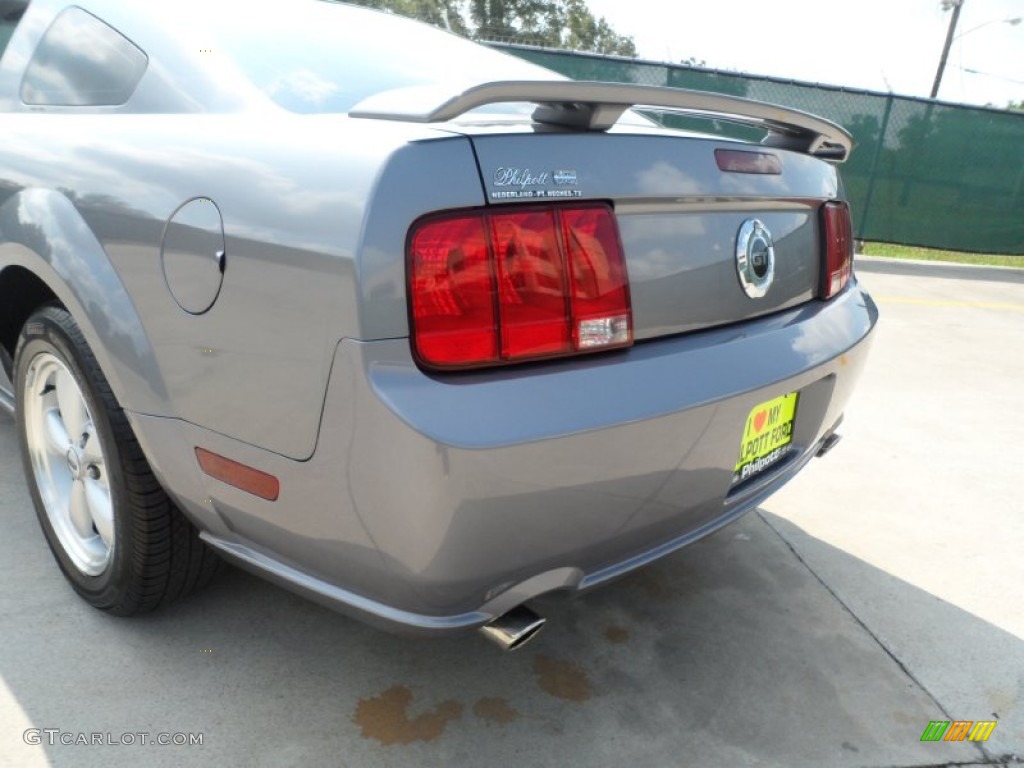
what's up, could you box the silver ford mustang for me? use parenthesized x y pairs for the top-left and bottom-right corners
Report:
(0, 0), (876, 648)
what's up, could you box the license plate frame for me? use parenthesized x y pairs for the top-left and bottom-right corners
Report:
(733, 392), (799, 484)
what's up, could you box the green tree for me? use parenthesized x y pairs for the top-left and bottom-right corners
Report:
(345, 0), (470, 34)
(554, 0), (637, 55)
(346, 0), (635, 56)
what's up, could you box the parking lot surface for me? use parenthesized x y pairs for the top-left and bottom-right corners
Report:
(1, 258), (1021, 768)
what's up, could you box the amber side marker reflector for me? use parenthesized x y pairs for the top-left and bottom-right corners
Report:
(195, 448), (280, 501)
(714, 149), (782, 175)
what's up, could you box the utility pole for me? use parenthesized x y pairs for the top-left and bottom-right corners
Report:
(930, 0), (964, 98)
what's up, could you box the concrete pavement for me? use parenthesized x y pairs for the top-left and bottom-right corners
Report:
(766, 256), (1024, 762)
(1, 258), (1021, 767)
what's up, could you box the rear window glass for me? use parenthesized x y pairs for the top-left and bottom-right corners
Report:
(21, 7), (147, 106)
(208, 1), (556, 114)
(0, 2), (28, 63)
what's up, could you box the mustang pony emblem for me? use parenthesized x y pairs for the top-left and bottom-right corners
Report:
(736, 219), (776, 298)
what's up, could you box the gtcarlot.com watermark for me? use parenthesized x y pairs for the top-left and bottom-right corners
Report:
(24, 729), (203, 747)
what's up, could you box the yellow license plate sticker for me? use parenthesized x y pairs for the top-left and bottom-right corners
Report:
(734, 392), (798, 483)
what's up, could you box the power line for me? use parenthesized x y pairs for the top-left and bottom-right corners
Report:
(959, 66), (1024, 86)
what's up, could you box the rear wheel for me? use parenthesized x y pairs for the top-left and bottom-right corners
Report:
(14, 305), (220, 614)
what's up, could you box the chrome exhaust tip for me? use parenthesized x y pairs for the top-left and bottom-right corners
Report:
(816, 432), (842, 458)
(479, 606), (546, 651)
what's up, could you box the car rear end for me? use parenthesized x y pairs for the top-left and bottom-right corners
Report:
(179, 4), (876, 637)
(210, 91), (875, 636)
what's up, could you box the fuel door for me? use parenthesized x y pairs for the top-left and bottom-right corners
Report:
(161, 197), (226, 315)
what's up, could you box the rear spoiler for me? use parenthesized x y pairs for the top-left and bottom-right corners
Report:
(349, 80), (853, 162)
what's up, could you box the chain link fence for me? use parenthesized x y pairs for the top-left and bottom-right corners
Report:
(490, 44), (1024, 255)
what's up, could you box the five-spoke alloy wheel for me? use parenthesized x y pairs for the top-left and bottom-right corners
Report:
(23, 351), (115, 576)
(14, 305), (220, 614)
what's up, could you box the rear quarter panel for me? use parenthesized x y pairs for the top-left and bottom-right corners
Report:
(0, 113), (484, 458)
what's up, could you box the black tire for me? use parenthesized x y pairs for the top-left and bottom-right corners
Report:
(0, 344), (13, 403)
(0, 343), (12, 379)
(14, 305), (220, 615)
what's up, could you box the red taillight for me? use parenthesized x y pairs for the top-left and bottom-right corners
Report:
(821, 201), (854, 299)
(408, 215), (497, 367)
(562, 206), (632, 351)
(492, 209), (572, 360)
(409, 203), (632, 369)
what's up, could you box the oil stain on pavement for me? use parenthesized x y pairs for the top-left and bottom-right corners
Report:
(472, 697), (520, 725)
(604, 624), (630, 644)
(533, 655), (593, 703)
(353, 686), (463, 745)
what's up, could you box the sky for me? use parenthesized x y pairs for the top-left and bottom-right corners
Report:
(582, 0), (1024, 108)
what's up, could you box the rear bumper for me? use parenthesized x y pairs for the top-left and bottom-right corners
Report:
(133, 280), (878, 635)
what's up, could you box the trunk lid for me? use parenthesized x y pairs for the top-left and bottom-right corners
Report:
(350, 79), (850, 341)
(466, 128), (838, 339)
